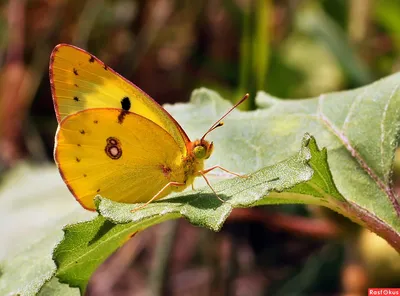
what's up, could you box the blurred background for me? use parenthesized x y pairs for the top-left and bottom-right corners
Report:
(1, 0), (400, 295)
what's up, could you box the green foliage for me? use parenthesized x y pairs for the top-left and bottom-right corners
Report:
(296, 2), (373, 86)
(238, 0), (271, 106)
(2, 73), (400, 294)
(0, 165), (92, 296)
(54, 214), (181, 293)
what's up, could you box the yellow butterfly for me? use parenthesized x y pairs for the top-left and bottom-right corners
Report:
(50, 44), (247, 211)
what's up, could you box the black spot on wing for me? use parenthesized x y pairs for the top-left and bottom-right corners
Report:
(97, 189), (100, 193)
(74, 84), (79, 88)
(103, 64), (108, 70)
(118, 110), (129, 124)
(94, 120), (98, 124)
(73, 68), (78, 75)
(74, 96), (79, 102)
(80, 129), (85, 134)
(76, 157), (81, 162)
(121, 97), (131, 111)
(89, 56), (95, 63)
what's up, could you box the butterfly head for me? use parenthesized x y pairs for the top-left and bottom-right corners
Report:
(191, 139), (214, 160)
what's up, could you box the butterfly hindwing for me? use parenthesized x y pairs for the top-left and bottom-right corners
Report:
(50, 44), (189, 154)
(55, 108), (186, 210)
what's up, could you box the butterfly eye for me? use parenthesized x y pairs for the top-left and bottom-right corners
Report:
(205, 142), (214, 159)
(193, 145), (207, 159)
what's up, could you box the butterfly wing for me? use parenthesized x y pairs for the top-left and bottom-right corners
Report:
(50, 44), (189, 155)
(55, 108), (187, 210)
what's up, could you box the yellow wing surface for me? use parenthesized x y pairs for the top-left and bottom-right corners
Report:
(55, 108), (186, 210)
(50, 44), (189, 154)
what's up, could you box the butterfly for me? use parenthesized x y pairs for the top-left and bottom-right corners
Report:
(50, 44), (248, 211)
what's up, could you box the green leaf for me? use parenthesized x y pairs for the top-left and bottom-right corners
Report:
(254, 77), (400, 245)
(55, 73), (400, 290)
(54, 214), (181, 294)
(38, 278), (80, 296)
(0, 165), (94, 296)
(4, 70), (400, 294)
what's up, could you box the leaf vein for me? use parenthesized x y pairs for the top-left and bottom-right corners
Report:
(317, 95), (400, 217)
(380, 84), (400, 182)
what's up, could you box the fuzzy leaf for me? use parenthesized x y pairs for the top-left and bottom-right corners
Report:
(0, 165), (93, 296)
(55, 73), (400, 290)
(4, 71), (400, 295)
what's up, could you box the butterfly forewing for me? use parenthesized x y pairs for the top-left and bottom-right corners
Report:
(50, 44), (189, 155)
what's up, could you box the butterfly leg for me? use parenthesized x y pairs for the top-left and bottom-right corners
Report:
(198, 166), (247, 203)
(199, 171), (225, 203)
(201, 165), (247, 178)
(130, 181), (186, 213)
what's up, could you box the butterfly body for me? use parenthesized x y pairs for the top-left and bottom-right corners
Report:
(51, 44), (244, 211)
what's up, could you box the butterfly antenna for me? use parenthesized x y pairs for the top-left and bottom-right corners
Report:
(201, 93), (249, 141)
